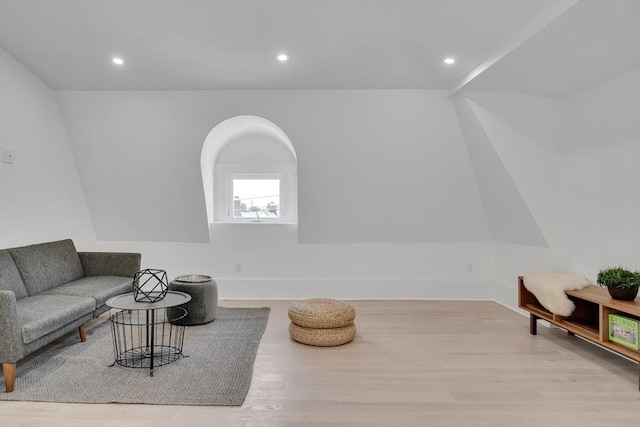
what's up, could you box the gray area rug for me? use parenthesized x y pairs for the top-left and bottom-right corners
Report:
(0, 307), (270, 405)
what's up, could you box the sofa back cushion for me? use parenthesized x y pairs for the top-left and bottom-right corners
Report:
(8, 239), (85, 296)
(0, 249), (28, 299)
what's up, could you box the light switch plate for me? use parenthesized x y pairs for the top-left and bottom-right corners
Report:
(2, 148), (14, 164)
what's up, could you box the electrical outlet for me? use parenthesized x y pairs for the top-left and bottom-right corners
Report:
(235, 262), (242, 273)
(2, 148), (14, 164)
(466, 262), (474, 273)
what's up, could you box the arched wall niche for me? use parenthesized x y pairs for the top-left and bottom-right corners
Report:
(200, 115), (298, 228)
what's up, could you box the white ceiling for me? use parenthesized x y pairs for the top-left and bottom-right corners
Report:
(0, 0), (638, 98)
(463, 0), (640, 98)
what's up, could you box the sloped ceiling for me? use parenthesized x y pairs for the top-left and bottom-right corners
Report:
(459, 0), (640, 99)
(453, 95), (549, 247)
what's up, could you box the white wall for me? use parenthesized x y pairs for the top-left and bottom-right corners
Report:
(558, 69), (640, 280)
(453, 93), (550, 248)
(454, 71), (640, 310)
(453, 91), (560, 308)
(5, 46), (635, 302)
(53, 89), (494, 299)
(460, 92), (563, 252)
(0, 48), (95, 248)
(492, 243), (551, 309)
(92, 238), (494, 300)
(56, 89), (491, 244)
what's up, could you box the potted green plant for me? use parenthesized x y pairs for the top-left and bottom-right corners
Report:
(597, 267), (640, 301)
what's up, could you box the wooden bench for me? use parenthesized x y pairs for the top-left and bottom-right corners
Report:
(518, 276), (640, 391)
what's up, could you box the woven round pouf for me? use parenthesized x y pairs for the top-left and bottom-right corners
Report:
(288, 298), (356, 328)
(288, 298), (356, 346)
(289, 322), (356, 347)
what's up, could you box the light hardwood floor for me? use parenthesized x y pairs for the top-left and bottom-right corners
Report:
(1, 300), (639, 427)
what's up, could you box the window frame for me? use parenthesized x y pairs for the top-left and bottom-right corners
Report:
(213, 162), (297, 224)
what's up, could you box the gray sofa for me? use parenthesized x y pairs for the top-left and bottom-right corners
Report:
(0, 239), (141, 392)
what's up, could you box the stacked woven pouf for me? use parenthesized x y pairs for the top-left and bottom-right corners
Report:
(288, 298), (356, 346)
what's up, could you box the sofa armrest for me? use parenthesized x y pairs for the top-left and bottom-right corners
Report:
(0, 291), (25, 363)
(78, 252), (141, 278)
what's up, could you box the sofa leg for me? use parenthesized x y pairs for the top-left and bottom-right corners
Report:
(3, 362), (16, 393)
(78, 325), (87, 342)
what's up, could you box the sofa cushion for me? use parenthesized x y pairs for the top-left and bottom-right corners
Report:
(42, 276), (133, 309)
(8, 239), (85, 296)
(0, 249), (28, 299)
(16, 294), (95, 344)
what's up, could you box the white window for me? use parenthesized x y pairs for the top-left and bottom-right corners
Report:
(231, 176), (282, 221)
(214, 162), (296, 223)
(201, 115), (298, 227)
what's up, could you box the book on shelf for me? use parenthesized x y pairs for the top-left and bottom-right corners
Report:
(609, 313), (639, 351)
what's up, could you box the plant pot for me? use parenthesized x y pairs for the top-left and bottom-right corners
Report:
(607, 286), (639, 301)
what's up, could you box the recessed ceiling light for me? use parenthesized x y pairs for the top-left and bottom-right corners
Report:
(277, 54), (288, 62)
(443, 57), (455, 65)
(112, 57), (124, 65)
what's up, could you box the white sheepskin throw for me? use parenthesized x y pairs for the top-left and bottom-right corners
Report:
(523, 272), (591, 316)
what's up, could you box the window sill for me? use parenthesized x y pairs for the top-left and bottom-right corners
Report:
(212, 220), (298, 225)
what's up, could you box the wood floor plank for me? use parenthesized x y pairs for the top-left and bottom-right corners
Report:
(1, 300), (638, 427)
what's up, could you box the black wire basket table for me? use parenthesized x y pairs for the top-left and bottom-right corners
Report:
(106, 291), (191, 376)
